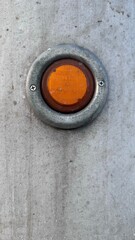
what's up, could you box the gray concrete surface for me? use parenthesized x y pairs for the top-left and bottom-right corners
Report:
(0, 0), (135, 239)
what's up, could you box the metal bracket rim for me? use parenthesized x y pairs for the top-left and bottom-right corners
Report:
(26, 44), (109, 129)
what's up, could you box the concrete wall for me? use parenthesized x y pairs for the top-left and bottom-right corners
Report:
(0, 0), (135, 239)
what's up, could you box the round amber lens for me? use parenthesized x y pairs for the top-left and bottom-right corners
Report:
(47, 64), (87, 105)
(41, 59), (95, 113)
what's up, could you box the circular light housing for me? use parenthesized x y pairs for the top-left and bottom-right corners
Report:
(26, 44), (108, 129)
(41, 59), (95, 113)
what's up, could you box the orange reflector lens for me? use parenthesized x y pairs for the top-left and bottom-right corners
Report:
(41, 59), (95, 113)
(47, 65), (87, 105)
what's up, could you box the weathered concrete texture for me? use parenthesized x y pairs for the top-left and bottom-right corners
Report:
(0, 0), (135, 240)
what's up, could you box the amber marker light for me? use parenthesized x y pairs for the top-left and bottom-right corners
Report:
(41, 59), (95, 113)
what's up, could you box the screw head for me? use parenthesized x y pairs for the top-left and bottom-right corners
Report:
(30, 84), (36, 91)
(98, 80), (105, 87)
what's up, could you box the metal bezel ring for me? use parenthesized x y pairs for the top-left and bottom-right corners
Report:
(26, 44), (109, 129)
